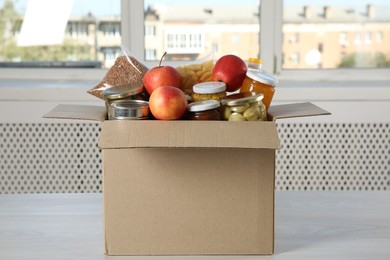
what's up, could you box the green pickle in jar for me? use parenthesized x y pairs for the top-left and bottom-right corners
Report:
(192, 82), (226, 102)
(221, 92), (267, 121)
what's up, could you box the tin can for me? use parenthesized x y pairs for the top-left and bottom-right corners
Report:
(107, 100), (150, 120)
(104, 83), (148, 103)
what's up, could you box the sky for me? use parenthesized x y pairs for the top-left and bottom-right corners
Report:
(1, 0), (389, 16)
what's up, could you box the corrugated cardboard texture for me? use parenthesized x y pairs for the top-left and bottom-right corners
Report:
(103, 148), (275, 255)
(98, 120), (280, 150)
(268, 102), (331, 121)
(43, 104), (106, 121)
(44, 102), (329, 123)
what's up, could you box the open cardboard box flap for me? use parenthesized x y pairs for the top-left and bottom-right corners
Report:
(43, 102), (330, 149)
(268, 102), (330, 121)
(44, 104), (107, 122)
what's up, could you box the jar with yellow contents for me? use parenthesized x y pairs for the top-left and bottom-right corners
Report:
(192, 82), (226, 102)
(240, 71), (278, 111)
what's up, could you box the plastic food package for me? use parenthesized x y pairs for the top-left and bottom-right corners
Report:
(87, 46), (149, 100)
(175, 52), (216, 95)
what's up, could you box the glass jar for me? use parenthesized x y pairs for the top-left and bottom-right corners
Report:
(187, 100), (221, 120)
(240, 70), (278, 111)
(221, 92), (267, 121)
(247, 57), (262, 71)
(192, 82), (226, 102)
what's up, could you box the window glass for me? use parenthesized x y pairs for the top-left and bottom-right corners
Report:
(144, 0), (261, 61)
(0, 0), (120, 68)
(283, 0), (390, 69)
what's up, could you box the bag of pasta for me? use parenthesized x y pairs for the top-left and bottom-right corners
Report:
(175, 53), (215, 96)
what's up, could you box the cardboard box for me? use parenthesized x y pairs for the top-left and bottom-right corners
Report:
(44, 102), (329, 255)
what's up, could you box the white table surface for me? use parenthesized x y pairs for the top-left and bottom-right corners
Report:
(0, 192), (389, 260)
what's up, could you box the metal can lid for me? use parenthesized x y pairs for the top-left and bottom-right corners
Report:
(246, 70), (278, 86)
(108, 100), (149, 120)
(112, 99), (149, 109)
(103, 83), (144, 100)
(221, 92), (264, 106)
(193, 82), (226, 94)
(188, 100), (220, 112)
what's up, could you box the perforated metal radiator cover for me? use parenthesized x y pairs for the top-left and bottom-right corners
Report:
(0, 123), (389, 193)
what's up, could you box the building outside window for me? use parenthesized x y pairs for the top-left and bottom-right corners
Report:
(0, 0), (389, 73)
(282, 2), (390, 69)
(0, 0), (120, 68)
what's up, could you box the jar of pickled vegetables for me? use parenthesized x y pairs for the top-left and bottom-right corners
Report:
(192, 82), (226, 102)
(187, 100), (221, 121)
(240, 71), (278, 111)
(221, 92), (267, 121)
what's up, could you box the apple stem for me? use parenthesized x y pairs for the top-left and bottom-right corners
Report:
(159, 52), (167, 67)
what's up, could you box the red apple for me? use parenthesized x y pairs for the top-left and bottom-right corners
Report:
(212, 54), (247, 92)
(143, 52), (181, 95)
(149, 86), (188, 120)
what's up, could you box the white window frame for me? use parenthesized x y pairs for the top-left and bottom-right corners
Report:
(0, 0), (389, 82)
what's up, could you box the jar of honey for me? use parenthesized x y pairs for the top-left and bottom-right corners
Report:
(240, 70), (278, 111)
(187, 100), (221, 120)
(192, 82), (226, 102)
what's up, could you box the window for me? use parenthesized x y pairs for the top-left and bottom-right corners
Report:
(339, 32), (348, 46)
(1, 0), (389, 80)
(377, 31), (384, 43)
(145, 25), (156, 36)
(101, 22), (121, 38)
(282, 1), (390, 70)
(291, 52), (299, 65)
(0, 0), (120, 68)
(143, 0), (261, 61)
(354, 32), (361, 45)
(145, 49), (157, 60)
(365, 32), (372, 44)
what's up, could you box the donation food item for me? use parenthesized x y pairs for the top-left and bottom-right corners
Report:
(247, 57), (262, 71)
(212, 54), (247, 92)
(103, 84), (148, 103)
(149, 86), (188, 120)
(143, 52), (181, 95)
(191, 82), (226, 102)
(107, 100), (150, 120)
(221, 92), (267, 121)
(186, 100), (221, 121)
(176, 60), (214, 95)
(240, 70), (278, 111)
(87, 55), (149, 100)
